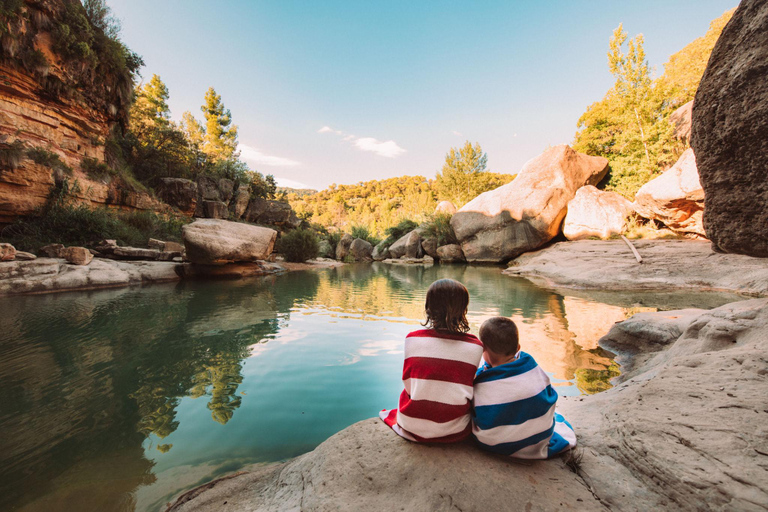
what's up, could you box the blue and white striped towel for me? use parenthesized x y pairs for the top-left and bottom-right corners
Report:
(472, 351), (576, 459)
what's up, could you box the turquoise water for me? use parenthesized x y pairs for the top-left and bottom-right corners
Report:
(0, 264), (741, 511)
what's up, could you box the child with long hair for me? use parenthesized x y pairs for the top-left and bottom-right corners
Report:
(380, 278), (483, 442)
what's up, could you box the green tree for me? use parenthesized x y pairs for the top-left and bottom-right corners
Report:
(200, 87), (238, 161)
(129, 74), (171, 144)
(434, 141), (512, 207)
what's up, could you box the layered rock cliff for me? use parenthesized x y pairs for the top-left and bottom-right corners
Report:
(0, 0), (164, 225)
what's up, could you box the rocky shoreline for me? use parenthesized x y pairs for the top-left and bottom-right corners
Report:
(166, 297), (768, 512)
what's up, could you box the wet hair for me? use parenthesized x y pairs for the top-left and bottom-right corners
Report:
(479, 317), (519, 356)
(422, 278), (470, 333)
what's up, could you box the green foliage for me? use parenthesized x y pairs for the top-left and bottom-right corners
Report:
(81, 156), (114, 181)
(434, 141), (514, 207)
(573, 10), (733, 199)
(278, 228), (320, 262)
(350, 225), (381, 246)
(421, 213), (457, 246)
(26, 147), (73, 176)
(384, 218), (419, 244)
(198, 87), (238, 162)
(1, 199), (187, 252)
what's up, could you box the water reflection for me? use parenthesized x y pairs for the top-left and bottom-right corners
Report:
(0, 265), (742, 511)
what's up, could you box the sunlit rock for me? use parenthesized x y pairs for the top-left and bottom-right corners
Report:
(633, 148), (705, 236)
(451, 145), (608, 262)
(563, 185), (633, 240)
(182, 219), (276, 264)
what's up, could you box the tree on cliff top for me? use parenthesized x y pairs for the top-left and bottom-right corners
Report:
(201, 87), (239, 161)
(130, 74), (171, 141)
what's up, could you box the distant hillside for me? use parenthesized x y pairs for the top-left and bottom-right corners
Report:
(287, 173), (514, 236)
(277, 187), (318, 198)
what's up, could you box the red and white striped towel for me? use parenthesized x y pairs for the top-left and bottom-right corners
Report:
(380, 329), (484, 443)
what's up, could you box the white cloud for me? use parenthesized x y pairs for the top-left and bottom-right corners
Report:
(318, 126), (334, 133)
(452, 130), (463, 137)
(274, 176), (311, 189)
(353, 137), (406, 158)
(239, 144), (300, 168)
(342, 134), (355, 141)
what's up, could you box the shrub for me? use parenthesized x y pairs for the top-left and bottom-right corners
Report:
(26, 147), (73, 176)
(325, 231), (342, 257)
(384, 219), (419, 244)
(350, 225), (381, 246)
(1, 190), (187, 252)
(421, 213), (457, 246)
(81, 156), (114, 181)
(278, 228), (319, 263)
(0, 139), (26, 170)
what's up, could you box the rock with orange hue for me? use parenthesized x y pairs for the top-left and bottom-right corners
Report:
(62, 247), (93, 266)
(182, 219), (277, 265)
(563, 185), (633, 240)
(633, 148), (705, 236)
(434, 201), (457, 215)
(451, 145), (609, 262)
(0, 243), (16, 261)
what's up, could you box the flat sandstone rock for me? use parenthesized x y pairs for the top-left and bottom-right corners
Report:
(505, 240), (768, 296)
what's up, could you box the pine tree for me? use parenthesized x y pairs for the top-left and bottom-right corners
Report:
(200, 87), (238, 161)
(435, 141), (492, 207)
(129, 74), (171, 145)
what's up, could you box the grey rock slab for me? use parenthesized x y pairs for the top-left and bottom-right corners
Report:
(182, 219), (277, 265)
(506, 240), (768, 297)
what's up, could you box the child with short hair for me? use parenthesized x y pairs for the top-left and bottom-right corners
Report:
(380, 278), (484, 442)
(472, 316), (576, 459)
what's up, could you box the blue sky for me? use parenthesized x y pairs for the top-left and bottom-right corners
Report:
(108, 0), (737, 190)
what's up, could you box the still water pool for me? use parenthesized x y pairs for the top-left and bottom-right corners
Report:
(0, 263), (741, 511)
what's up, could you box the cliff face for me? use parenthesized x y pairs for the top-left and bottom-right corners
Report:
(0, 1), (164, 226)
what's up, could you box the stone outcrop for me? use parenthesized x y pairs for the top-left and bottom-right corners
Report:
(242, 197), (300, 228)
(348, 238), (373, 262)
(335, 234), (354, 260)
(229, 188), (250, 219)
(669, 100), (693, 143)
(436, 244), (465, 263)
(371, 241), (390, 261)
(434, 200), (457, 215)
(0, 258), (181, 296)
(505, 239), (768, 297)
(633, 149), (705, 236)
(182, 219), (277, 265)
(168, 299), (768, 512)
(317, 239), (333, 259)
(691, 0), (768, 256)
(563, 185), (633, 240)
(0, 47), (167, 225)
(156, 178), (198, 216)
(451, 145), (609, 262)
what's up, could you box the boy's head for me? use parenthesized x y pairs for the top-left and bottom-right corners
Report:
(479, 317), (519, 364)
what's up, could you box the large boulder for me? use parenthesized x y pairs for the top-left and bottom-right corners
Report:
(669, 100), (693, 143)
(182, 219), (277, 264)
(335, 234), (354, 260)
(436, 244), (465, 263)
(348, 238), (373, 262)
(633, 148), (705, 236)
(372, 241), (390, 261)
(156, 178), (198, 217)
(451, 145), (609, 262)
(243, 198), (300, 228)
(434, 200), (457, 215)
(317, 239), (333, 259)
(563, 185), (633, 240)
(243, 197), (268, 223)
(229, 188), (250, 220)
(389, 230), (422, 259)
(691, 0), (768, 256)
(421, 238), (438, 259)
